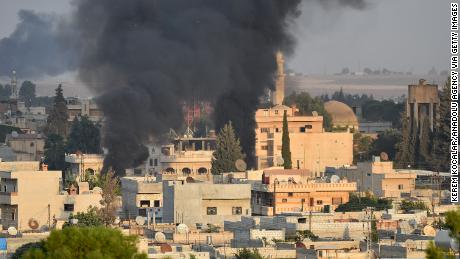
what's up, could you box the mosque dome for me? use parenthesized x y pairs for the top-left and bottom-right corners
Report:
(324, 100), (359, 130)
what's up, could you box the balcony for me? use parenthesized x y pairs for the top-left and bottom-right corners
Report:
(0, 192), (18, 205)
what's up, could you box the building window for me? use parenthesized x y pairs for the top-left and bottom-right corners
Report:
(64, 204), (75, 212)
(140, 200), (150, 207)
(138, 209), (147, 217)
(300, 127), (306, 133)
(305, 125), (312, 129)
(30, 142), (35, 147)
(316, 200), (323, 205)
(332, 197), (342, 205)
(298, 218), (306, 223)
(3, 186), (6, 192)
(260, 128), (269, 133)
(232, 207), (242, 215)
(149, 159), (153, 167)
(154, 159), (158, 166)
(154, 200), (160, 207)
(261, 145), (268, 150)
(398, 184), (404, 190)
(282, 199), (287, 203)
(207, 207), (217, 215)
(275, 110), (279, 115)
(134, 169), (142, 175)
(11, 211), (15, 221)
(288, 192), (293, 197)
(275, 128), (279, 133)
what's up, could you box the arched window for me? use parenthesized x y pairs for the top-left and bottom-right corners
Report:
(182, 168), (191, 175)
(198, 167), (207, 174)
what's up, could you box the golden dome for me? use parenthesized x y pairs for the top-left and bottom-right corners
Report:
(324, 100), (359, 129)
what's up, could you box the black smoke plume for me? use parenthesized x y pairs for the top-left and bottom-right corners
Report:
(70, 0), (368, 174)
(0, 10), (76, 78)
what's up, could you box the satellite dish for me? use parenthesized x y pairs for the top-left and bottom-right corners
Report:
(235, 159), (247, 172)
(423, 225), (436, 236)
(114, 217), (121, 225)
(275, 156), (284, 166)
(92, 187), (102, 194)
(28, 218), (39, 230)
(380, 152), (389, 161)
(135, 216), (146, 226)
(177, 223), (189, 234)
(8, 227), (17, 236)
(330, 175), (340, 183)
(399, 221), (413, 234)
(155, 232), (166, 242)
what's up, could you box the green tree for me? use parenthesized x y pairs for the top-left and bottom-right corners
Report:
(419, 116), (432, 168)
(431, 78), (451, 172)
(370, 129), (401, 160)
(65, 206), (104, 228)
(46, 84), (69, 137)
(22, 227), (147, 259)
(99, 170), (120, 225)
(44, 134), (66, 170)
(399, 200), (428, 212)
(281, 110), (292, 169)
(66, 116), (102, 154)
(425, 208), (460, 259)
(235, 248), (264, 259)
(395, 110), (412, 168)
(353, 133), (373, 162)
(335, 193), (392, 212)
(284, 91), (332, 130)
(19, 80), (36, 107)
(211, 122), (245, 175)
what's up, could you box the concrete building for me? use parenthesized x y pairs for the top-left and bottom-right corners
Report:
(120, 176), (163, 222)
(5, 133), (45, 161)
(66, 97), (103, 123)
(255, 105), (353, 174)
(330, 157), (417, 198)
(251, 169), (357, 215)
(65, 153), (104, 181)
(358, 121), (393, 134)
(406, 79), (439, 130)
(142, 136), (216, 176)
(163, 181), (251, 227)
(271, 51), (285, 106)
(0, 161), (102, 231)
(324, 100), (359, 131)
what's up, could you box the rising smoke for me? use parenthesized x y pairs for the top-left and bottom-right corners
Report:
(68, 0), (368, 174)
(0, 10), (76, 77)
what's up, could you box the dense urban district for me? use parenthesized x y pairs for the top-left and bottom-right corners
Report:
(0, 52), (457, 259)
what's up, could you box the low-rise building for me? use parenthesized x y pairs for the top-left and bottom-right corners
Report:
(251, 169), (356, 215)
(65, 153), (104, 181)
(66, 97), (103, 123)
(0, 161), (101, 231)
(139, 136), (216, 176)
(5, 132), (45, 161)
(330, 157), (417, 198)
(163, 181), (251, 227)
(255, 105), (353, 174)
(120, 176), (163, 222)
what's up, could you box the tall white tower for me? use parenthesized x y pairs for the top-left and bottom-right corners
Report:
(271, 51), (285, 106)
(10, 70), (18, 100)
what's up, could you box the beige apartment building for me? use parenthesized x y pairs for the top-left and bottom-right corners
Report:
(255, 105), (353, 174)
(141, 136), (216, 176)
(252, 169), (356, 216)
(5, 133), (45, 161)
(121, 176), (163, 222)
(66, 97), (104, 123)
(65, 153), (104, 181)
(163, 181), (251, 227)
(330, 157), (417, 198)
(0, 161), (102, 231)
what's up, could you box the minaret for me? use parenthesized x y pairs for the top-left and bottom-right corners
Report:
(271, 51), (285, 106)
(10, 70), (18, 100)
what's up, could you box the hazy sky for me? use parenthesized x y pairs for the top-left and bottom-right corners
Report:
(0, 0), (450, 75)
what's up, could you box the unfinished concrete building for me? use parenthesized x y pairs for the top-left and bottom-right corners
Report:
(406, 79), (439, 130)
